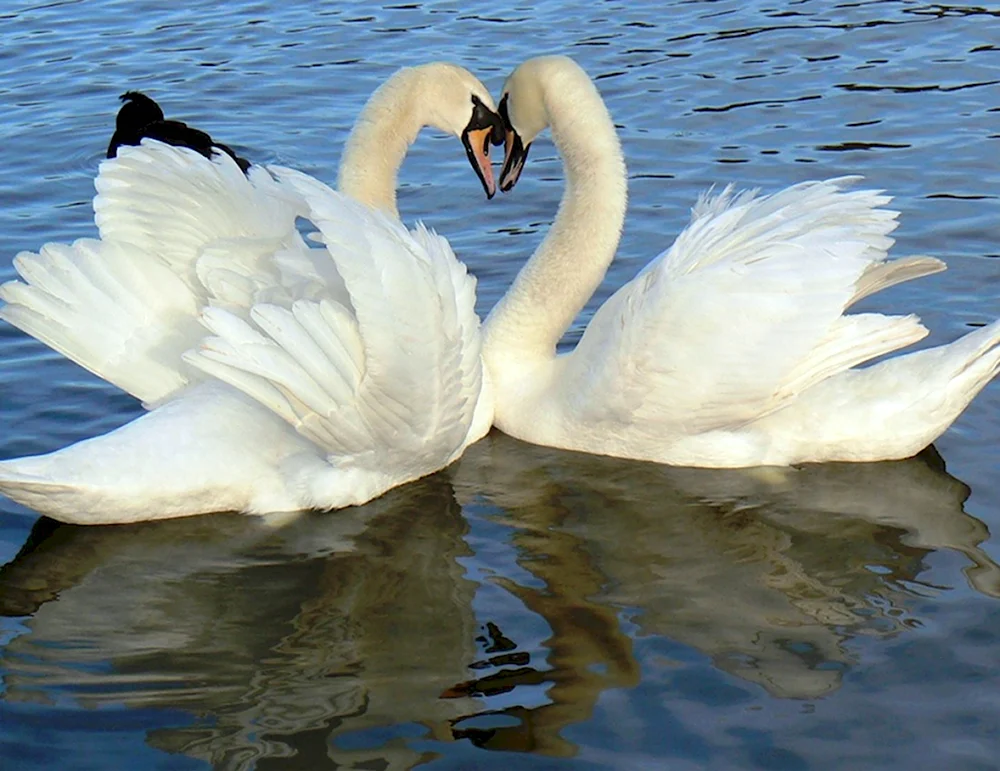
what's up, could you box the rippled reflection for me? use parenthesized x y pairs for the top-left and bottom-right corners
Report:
(1, 444), (998, 767)
(447, 434), (999, 752)
(0, 478), (480, 769)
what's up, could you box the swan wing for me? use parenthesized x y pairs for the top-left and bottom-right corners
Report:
(0, 238), (204, 404)
(186, 168), (483, 470)
(93, 140), (302, 291)
(0, 141), (304, 405)
(565, 177), (931, 433)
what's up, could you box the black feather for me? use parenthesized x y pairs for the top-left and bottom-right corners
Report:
(106, 91), (251, 174)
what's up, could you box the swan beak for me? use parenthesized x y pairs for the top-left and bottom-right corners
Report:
(462, 126), (497, 199)
(499, 128), (530, 193)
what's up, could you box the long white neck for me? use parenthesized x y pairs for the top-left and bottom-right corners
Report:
(484, 63), (627, 364)
(337, 67), (436, 219)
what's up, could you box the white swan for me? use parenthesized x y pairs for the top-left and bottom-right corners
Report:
(0, 63), (501, 524)
(484, 55), (1000, 468)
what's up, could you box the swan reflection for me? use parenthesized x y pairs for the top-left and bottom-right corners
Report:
(447, 433), (999, 753)
(1, 436), (997, 767)
(0, 477), (480, 770)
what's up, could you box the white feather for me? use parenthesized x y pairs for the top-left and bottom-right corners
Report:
(484, 56), (1000, 468)
(0, 132), (488, 522)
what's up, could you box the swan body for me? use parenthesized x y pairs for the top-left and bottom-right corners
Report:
(485, 56), (1000, 468)
(0, 63), (499, 524)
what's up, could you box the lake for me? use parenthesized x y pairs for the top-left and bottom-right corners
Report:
(2, 1), (1000, 769)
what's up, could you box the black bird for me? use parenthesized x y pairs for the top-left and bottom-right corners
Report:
(106, 91), (251, 173)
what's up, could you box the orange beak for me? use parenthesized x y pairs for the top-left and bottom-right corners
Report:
(462, 126), (497, 199)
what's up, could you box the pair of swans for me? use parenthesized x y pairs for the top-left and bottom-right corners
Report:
(2, 56), (998, 524)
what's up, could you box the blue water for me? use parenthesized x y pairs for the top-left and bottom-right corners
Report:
(2, 1), (1000, 769)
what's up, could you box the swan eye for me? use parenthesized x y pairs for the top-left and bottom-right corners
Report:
(469, 95), (504, 146)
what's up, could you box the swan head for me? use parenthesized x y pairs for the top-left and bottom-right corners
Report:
(496, 57), (566, 192)
(419, 63), (505, 199)
(497, 56), (610, 193)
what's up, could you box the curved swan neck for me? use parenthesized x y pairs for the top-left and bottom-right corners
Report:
(485, 61), (628, 362)
(337, 66), (438, 219)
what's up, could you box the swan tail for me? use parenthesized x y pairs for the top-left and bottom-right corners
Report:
(880, 319), (1000, 455)
(0, 460), (131, 525)
(933, 319), (1000, 401)
(0, 463), (76, 513)
(0, 384), (315, 524)
(850, 255), (946, 307)
(0, 239), (202, 404)
(0, 436), (191, 526)
(792, 320), (1000, 462)
(890, 319), (1000, 396)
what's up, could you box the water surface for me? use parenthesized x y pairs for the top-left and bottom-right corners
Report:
(2, 1), (1000, 769)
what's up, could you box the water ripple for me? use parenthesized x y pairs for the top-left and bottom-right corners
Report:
(1, 1), (999, 769)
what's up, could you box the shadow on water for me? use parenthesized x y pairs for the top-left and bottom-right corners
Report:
(446, 433), (1000, 756)
(0, 435), (998, 767)
(0, 476), (482, 770)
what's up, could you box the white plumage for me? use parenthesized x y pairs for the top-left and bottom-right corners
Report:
(0, 141), (485, 523)
(485, 56), (1000, 467)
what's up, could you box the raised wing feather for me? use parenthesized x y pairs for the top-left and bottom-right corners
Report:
(186, 167), (483, 468)
(0, 239), (202, 404)
(564, 177), (930, 434)
(94, 142), (301, 291)
(0, 141), (305, 405)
